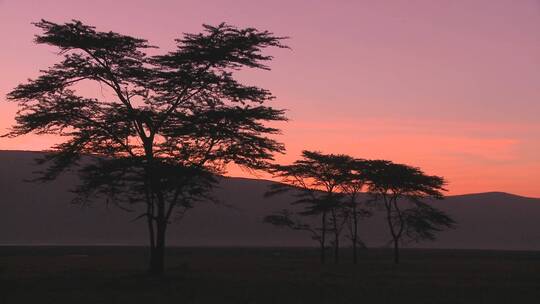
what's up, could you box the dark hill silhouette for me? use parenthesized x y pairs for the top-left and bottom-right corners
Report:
(1, 150), (540, 250)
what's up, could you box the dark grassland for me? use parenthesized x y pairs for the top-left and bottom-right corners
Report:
(1, 246), (539, 303)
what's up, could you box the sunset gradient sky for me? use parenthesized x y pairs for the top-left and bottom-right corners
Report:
(1, 0), (539, 196)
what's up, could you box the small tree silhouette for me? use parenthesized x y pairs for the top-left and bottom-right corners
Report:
(339, 159), (372, 264)
(364, 160), (455, 264)
(5, 20), (288, 275)
(265, 151), (352, 264)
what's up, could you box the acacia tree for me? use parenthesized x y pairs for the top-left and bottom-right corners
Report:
(339, 158), (372, 264)
(265, 151), (351, 264)
(364, 160), (456, 264)
(5, 20), (288, 274)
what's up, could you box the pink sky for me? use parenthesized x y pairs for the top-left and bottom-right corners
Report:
(0, 0), (539, 196)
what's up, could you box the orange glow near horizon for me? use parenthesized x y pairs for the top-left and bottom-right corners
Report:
(0, 0), (539, 197)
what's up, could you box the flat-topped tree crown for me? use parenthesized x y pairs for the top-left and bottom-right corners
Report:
(5, 19), (288, 274)
(364, 160), (446, 200)
(269, 150), (355, 192)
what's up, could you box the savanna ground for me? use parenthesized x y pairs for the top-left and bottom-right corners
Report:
(0, 246), (539, 303)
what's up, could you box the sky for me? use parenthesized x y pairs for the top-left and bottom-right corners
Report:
(0, 0), (539, 197)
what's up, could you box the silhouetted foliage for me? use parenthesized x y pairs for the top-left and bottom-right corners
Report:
(265, 151), (353, 263)
(265, 154), (454, 265)
(263, 209), (323, 244)
(5, 19), (288, 274)
(364, 160), (456, 264)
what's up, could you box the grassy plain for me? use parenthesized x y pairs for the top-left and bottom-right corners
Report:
(1, 246), (539, 303)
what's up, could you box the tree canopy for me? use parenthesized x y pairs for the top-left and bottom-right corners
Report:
(6, 19), (288, 274)
(265, 154), (455, 264)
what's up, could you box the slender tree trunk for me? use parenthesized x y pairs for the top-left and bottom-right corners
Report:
(384, 195), (400, 264)
(352, 238), (357, 264)
(334, 235), (339, 264)
(331, 209), (339, 264)
(149, 192), (167, 275)
(320, 211), (327, 264)
(393, 238), (399, 264)
(352, 221), (358, 264)
(149, 218), (167, 275)
(145, 189), (156, 271)
(352, 204), (358, 264)
(393, 199), (405, 265)
(147, 214), (156, 271)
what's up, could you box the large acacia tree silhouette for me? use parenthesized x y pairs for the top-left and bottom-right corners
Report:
(5, 20), (288, 275)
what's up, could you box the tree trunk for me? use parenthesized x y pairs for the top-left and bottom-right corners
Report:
(319, 240), (325, 264)
(334, 235), (339, 264)
(384, 196), (400, 264)
(352, 222), (358, 264)
(320, 211), (327, 264)
(393, 238), (400, 264)
(332, 209), (339, 264)
(353, 239), (357, 264)
(149, 220), (167, 275)
(146, 199), (156, 269)
(352, 204), (358, 264)
(147, 215), (156, 273)
(149, 192), (167, 275)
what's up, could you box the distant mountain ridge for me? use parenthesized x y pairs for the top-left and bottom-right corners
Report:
(1, 150), (540, 250)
